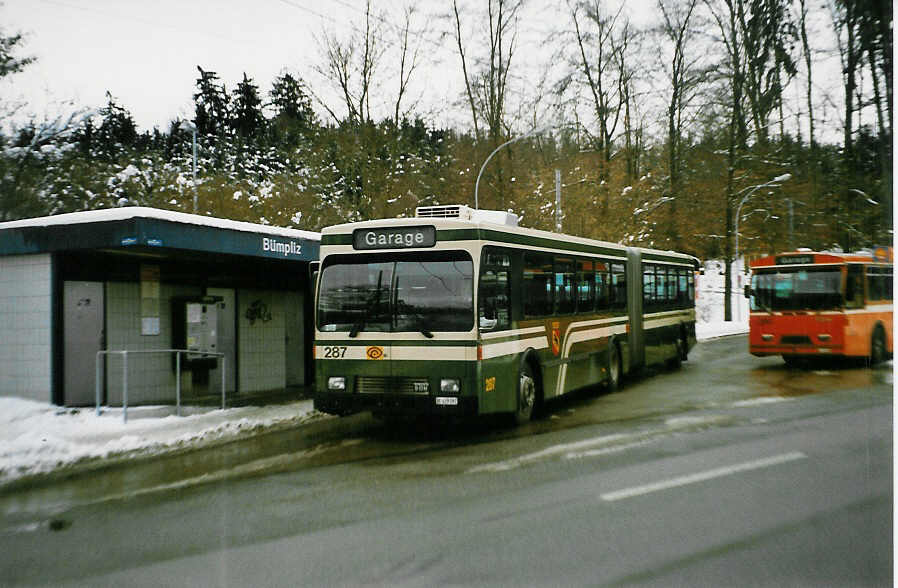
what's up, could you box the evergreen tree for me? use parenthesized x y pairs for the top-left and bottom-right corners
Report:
(231, 73), (265, 141)
(193, 66), (229, 137)
(0, 28), (34, 79)
(269, 72), (316, 146)
(96, 92), (138, 159)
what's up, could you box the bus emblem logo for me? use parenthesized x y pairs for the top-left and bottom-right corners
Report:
(366, 346), (385, 360)
(551, 322), (561, 356)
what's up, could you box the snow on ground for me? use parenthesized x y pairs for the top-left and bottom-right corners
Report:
(0, 398), (325, 486)
(0, 259), (748, 486)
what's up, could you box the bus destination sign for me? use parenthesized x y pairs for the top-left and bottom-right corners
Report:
(352, 226), (437, 250)
(776, 254), (814, 265)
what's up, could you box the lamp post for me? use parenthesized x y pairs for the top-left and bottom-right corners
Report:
(474, 125), (551, 210)
(732, 173), (791, 321)
(179, 120), (198, 213)
(734, 173), (792, 268)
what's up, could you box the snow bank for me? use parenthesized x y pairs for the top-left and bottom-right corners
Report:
(0, 398), (325, 485)
(695, 257), (749, 340)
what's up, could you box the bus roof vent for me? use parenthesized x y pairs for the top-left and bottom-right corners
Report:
(415, 204), (475, 220)
(415, 204), (518, 227)
(796, 247), (813, 252)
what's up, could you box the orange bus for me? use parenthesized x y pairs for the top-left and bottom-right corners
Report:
(748, 247), (893, 365)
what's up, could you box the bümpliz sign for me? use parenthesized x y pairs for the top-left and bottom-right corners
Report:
(352, 226), (436, 250)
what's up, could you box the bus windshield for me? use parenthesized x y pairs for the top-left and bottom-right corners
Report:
(317, 251), (474, 333)
(751, 267), (843, 311)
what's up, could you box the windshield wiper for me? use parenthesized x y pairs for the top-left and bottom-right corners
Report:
(349, 270), (384, 338)
(418, 318), (434, 339)
(398, 308), (434, 338)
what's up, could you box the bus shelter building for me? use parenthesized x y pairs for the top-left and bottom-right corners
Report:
(0, 207), (320, 407)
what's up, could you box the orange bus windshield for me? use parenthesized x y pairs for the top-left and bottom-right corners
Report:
(751, 267), (843, 311)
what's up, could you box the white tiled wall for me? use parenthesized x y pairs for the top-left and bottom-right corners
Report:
(238, 289), (286, 394)
(0, 254), (53, 402)
(105, 281), (202, 405)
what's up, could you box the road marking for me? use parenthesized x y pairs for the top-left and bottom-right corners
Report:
(600, 451), (807, 502)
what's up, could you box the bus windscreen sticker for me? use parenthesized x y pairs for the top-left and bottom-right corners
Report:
(352, 226), (436, 250)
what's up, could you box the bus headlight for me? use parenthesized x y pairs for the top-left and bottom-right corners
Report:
(327, 376), (346, 391)
(440, 378), (460, 393)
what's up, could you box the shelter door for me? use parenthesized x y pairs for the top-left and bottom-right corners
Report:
(63, 281), (104, 406)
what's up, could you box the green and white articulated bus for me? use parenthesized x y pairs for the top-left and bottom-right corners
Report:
(314, 205), (699, 423)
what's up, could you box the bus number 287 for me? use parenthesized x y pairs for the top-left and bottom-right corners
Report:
(322, 346), (347, 359)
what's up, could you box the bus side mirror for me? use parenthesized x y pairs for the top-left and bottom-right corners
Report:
(744, 285), (751, 299)
(309, 262), (320, 284)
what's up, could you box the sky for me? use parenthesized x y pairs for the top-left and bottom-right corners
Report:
(1, 0), (657, 133)
(2, 0), (847, 141)
(3, 0), (371, 130)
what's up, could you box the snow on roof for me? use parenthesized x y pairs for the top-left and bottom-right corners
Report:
(0, 207), (320, 241)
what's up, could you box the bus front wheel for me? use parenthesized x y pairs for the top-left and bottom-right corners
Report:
(870, 327), (886, 365)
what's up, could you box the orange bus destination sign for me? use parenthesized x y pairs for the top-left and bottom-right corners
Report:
(776, 254), (815, 265)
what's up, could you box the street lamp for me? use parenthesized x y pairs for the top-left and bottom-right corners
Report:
(474, 125), (552, 210)
(734, 173), (792, 266)
(733, 173), (791, 321)
(179, 120), (198, 213)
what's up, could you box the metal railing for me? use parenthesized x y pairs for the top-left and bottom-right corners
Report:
(95, 349), (227, 423)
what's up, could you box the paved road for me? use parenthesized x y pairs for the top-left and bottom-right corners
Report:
(1, 336), (892, 586)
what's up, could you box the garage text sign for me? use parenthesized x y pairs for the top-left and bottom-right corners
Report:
(352, 226), (436, 250)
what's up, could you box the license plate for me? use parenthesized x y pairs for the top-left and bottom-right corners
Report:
(435, 397), (458, 406)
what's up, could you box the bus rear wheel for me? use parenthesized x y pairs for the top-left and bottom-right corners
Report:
(514, 363), (536, 424)
(666, 338), (684, 370)
(605, 343), (621, 392)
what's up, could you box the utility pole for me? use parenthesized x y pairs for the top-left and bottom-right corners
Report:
(180, 120), (198, 213)
(555, 169), (562, 232)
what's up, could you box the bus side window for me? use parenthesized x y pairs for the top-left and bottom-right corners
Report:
(643, 264), (656, 308)
(611, 263), (627, 310)
(678, 269), (688, 307)
(555, 257), (576, 315)
(666, 268), (673, 305)
(657, 266), (667, 305)
(577, 259), (594, 313)
(595, 261), (609, 311)
(524, 252), (554, 317)
(845, 265), (864, 308)
(479, 268), (510, 331)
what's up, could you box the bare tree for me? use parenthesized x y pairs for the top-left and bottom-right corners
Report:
(797, 0), (815, 150)
(568, 0), (632, 232)
(656, 0), (706, 250)
(451, 0), (523, 143)
(452, 0), (481, 139)
(736, 0), (797, 147)
(316, 0), (385, 125)
(706, 0), (747, 321)
(829, 0), (862, 172)
(393, 5), (425, 127)
(449, 0), (524, 210)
